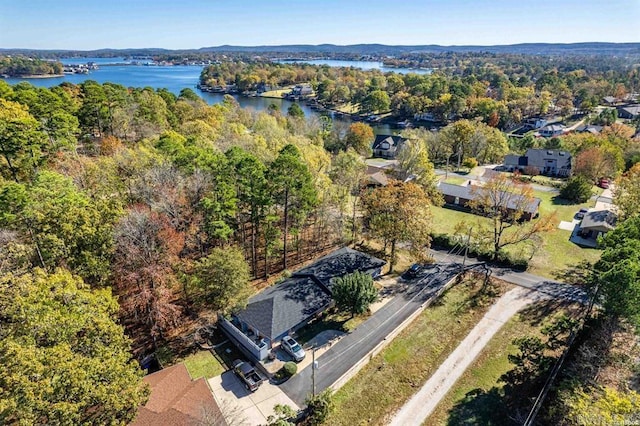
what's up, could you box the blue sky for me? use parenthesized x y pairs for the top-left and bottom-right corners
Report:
(1, 0), (638, 50)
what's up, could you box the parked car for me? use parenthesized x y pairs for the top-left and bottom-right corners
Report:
(405, 263), (422, 278)
(598, 178), (610, 189)
(232, 359), (263, 392)
(576, 208), (589, 219)
(281, 336), (306, 362)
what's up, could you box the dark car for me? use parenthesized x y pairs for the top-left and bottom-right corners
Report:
(405, 263), (422, 278)
(232, 359), (263, 392)
(576, 208), (589, 219)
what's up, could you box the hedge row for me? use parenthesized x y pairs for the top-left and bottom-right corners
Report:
(430, 233), (529, 271)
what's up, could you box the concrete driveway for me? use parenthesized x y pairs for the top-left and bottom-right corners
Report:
(209, 371), (299, 426)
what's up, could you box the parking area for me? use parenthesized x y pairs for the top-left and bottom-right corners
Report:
(208, 371), (300, 425)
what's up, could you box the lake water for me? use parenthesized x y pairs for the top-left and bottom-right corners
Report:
(277, 59), (432, 75)
(2, 57), (400, 134)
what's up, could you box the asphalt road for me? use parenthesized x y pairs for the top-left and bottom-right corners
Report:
(279, 264), (460, 406)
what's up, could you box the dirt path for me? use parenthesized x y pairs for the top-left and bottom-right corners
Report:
(388, 286), (543, 426)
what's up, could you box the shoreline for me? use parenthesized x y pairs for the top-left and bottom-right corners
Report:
(1, 73), (65, 79)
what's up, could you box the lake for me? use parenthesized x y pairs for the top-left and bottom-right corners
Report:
(2, 57), (401, 134)
(277, 59), (432, 75)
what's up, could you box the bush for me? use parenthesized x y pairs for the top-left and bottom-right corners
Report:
(560, 175), (593, 203)
(274, 361), (298, 381)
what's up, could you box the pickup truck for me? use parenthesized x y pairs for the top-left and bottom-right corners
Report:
(232, 359), (263, 392)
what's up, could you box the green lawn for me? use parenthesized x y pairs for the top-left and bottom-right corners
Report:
(334, 102), (360, 114)
(325, 278), (511, 426)
(430, 187), (602, 278)
(427, 301), (580, 425)
(183, 350), (226, 380)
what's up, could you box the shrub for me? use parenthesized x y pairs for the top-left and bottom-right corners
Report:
(560, 175), (592, 203)
(275, 361), (298, 381)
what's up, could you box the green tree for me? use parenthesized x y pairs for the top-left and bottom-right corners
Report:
(395, 137), (442, 204)
(614, 163), (640, 221)
(0, 99), (48, 182)
(590, 215), (640, 326)
(0, 269), (148, 425)
(190, 246), (252, 313)
(560, 175), (593, 203)
(329, 149), (367, 241)
(332, 271), (378, 318)
(287, 103), (305, 119)
(268, 144), (318, 270)
(361, 90), (390, 114)
(266, 404), (296, 426)
(303, 389), (334, 426)
(361, 181), (432, 272)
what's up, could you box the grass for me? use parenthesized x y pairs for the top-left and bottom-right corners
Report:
(325, 277), (511, 426)
(183, 350), (226, 380)
(334, 102), (360, 114)
(259, 87), (292, 98)
(427, 300), (582, 425)
(442, 176), (471, 185)
(430, 185), (602, 278)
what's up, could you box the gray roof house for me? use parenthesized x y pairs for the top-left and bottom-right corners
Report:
(372, 135), (407, 159)
(504, 148), (572, 177)
(220, 247), (386, 361)
(539, 124), (566, 137)
(437, 181), (541, 221)
(618, 105), (640, 120)
(574, 210), (618, 247)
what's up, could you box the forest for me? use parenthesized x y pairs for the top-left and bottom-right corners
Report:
(1, 49), (640, 423)
(0, 55), (63, 77)
(200, 53), (640, 126)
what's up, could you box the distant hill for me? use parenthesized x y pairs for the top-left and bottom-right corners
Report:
(198, 42), (640, 56)
(2, 42), (639, 57)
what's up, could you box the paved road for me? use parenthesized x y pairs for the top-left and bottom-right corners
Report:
(429, 248), (590, 304)
(279, 264), (460, 406)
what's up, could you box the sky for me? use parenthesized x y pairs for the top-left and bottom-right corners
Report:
(1, 0), (639, 50)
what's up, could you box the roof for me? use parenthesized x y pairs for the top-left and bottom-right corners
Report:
(576, 124), (603, 134)
(132, 364), (224, 426)
(372, 135), (407, 152)
(524, 148), (572, 168)
(295, 247), (387, 290)
(236, 276), (332, 341)
(367, 171), (389, 186)
(620, 105), (640, 116)
(581, 210), (617, 232)
(234, 247), (386, 340)
(540, 124), (566, 132)
(437, 181), (541, 215)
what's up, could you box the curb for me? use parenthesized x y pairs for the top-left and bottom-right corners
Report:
(329, 274), (460, 391)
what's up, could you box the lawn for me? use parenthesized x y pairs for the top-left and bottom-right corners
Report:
(259, 87), (292, 98)
(334, 102), (360, 114)
(430, 186), (602, 278)
(427, 300), (582, 425)
(325, 276), (511, 426)
(183, 350), (226, 380)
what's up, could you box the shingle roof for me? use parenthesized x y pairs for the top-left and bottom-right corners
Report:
(235, 276), (332, 341)
(437, 182), (541, 215)
(372, 135), (407, 152)
(132, 364), (224, 426)
(295, 247), (387, 290)
(524, 148), (572, 170)
(581, 210), (617, 231)
(234, 247), (386, 340)
(620, 105), (640, 117)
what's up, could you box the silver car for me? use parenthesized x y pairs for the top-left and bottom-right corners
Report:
(281, 336), (306, 362)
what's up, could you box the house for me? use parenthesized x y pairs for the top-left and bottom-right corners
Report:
(503, 148), (572, 177)
(437, 181), (541, 221)
(523, 116), (550, 130)
(132, 363), (223, 426)
(538, 123), (566, 137)
(578, 210), (617, 240)
(220, 248), (386, 361)
(575, 124), (603, 135)
(618, 105), (640, 120)
(291, 84), (313, 96)
(602, 96), (621, 106)
(372, 135), (407, 159)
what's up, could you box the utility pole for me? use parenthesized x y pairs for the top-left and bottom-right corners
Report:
(461, 226), (472, 271)
(311, 347), (317, 396)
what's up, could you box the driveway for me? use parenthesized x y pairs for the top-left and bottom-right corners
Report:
(279, 264), (461, 406)
(209, 371), (299, 426)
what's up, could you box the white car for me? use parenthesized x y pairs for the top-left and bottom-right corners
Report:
(281, 336), (306, 362)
